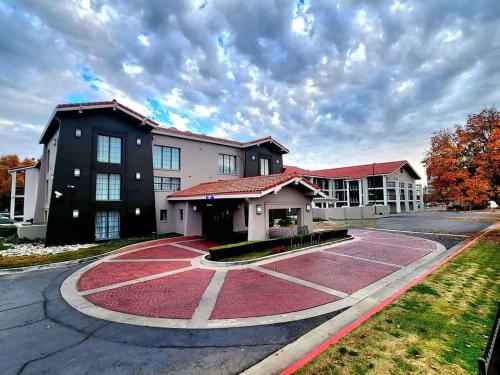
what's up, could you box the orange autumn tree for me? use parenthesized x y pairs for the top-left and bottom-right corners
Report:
(423, 107), (500, 206)
(0, 154), (36, 211)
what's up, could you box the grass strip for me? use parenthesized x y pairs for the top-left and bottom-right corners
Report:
(296, 229), (500, 375)
(0, 233), (180, 269)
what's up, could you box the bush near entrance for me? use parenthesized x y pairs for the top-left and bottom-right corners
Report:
(208, 229), (349, 261)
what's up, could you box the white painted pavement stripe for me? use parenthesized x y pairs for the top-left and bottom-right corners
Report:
(253, 266), (349, 298)
(191, 270), (227, 322)
(361, 239), (434, 251)
(363, 228), (469, 237)
(171, 243), (208, 255)
(105, 259), (193, 263)
(80, 266), (196, 296)
(320, 249), (403, 268)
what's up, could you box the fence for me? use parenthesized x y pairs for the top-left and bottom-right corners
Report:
(478, 301), (500, 375)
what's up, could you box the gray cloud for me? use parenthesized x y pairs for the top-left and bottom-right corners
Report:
(1, 0), (499, 180)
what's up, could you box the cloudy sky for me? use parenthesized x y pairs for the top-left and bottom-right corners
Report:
(1, 0), (499, 181)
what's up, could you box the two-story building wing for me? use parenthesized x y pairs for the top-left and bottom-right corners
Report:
(284, 161), (423, 213)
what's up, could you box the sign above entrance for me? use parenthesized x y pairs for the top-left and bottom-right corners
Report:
(205, 195), (215, 200)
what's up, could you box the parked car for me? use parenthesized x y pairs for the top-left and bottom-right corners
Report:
(447, 204), (464, 211)
(0, 217), (15, 226)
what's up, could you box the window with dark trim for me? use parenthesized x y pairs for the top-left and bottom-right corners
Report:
(260, 158), (270, 175)
(95, 211), (120, 240)
(218, 154), (237, 174)
(160, 209), (168, 222)
(179, 209), (183, 221)
(97, 135), (121, 164)
(153, 145), (180, 170)
(153, 177), (181, 191)
(96, 173), (121, 200)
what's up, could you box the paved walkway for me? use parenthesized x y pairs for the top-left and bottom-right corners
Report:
(62, 230), (445, 329)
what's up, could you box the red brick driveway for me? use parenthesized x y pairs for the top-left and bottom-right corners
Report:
(61, 230), (443, 328)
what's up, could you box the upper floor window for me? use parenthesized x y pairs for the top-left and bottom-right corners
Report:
(219, 154), (237, 175)
(97, 135), (121, 164)
(153, 145), (180, 170)
(154, 177), (180, 191)
(260, 158), (270, 175)
(96, 173), (121, 201)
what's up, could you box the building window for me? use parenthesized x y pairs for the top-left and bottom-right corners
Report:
(218, 154), (237, 175)
(136, 137), (142, 146)
(153, 177), (180, 191)
(95, 211), (120, 240)
(260, 158), (270, 175)
(179, 209), (183, 221)
(153, 145), (180, 170)
(75, 128), (82, 137)
(160, 209), (168, 222)
(74, 168), (80, 177)
(97, 135), (121, 164)
(96, 173), (121, 201)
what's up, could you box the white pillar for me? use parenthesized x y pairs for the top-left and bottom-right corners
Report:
(9, 171), (16, 220)
(419, 184), (424, 210)
(383, 176), (388, 206)
(358, 180), (362, 206)
(362, 178), (369, 206)
(395, 182), (401, 213)
(413, 185), (418, 211)
(346, 181), (350, 207)
(404, 183), (409, 212)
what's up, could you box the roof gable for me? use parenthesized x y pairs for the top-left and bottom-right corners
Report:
(285, 161), (421, 180)
(168, 173), (324, 200)
(39, 100), (158, 144)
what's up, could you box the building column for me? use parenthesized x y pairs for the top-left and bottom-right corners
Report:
(346, 181), (350, 207)
(413, 185), (418, 211)
(383, 176), (388, 206)
(362, 178), (369, 206)
(404, 183), (409, 212)
(9, 171), (16, 220)
(395, 182), (401, 213)
(358, 180), (363, 206)
(419, 184), (424, 211)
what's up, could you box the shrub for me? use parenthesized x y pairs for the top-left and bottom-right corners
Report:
(0, 226), (17, 238)
(208, 229), (348, 260)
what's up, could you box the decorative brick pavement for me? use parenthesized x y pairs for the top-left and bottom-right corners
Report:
(61, 232), (445, 328)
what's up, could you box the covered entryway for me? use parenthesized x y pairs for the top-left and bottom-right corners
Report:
(168, 173), (326, 241)
(201, 201), (236, 239)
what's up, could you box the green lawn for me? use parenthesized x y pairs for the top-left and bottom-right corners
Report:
(297, 229), (500, 375)
(0, 233), (180, 268)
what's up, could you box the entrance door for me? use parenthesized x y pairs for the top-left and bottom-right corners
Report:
(202, 204), (233, 239)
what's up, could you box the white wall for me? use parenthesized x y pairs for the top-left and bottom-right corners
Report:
(23, 167), (39, 222)
(312, 205), (390, 220)
(247, 186), (314, 240)
(152, 132), (245, 234)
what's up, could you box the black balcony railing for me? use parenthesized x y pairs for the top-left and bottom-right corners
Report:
(478, 301), (500, 375)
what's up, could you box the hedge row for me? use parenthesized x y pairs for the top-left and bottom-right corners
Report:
(0, 226), (17, 238)
(209, 229), (348, 261)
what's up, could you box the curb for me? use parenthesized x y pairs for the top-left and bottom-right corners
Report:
(243, 222), (498, 375)
(0, 252), (112, 276)
(200, 236), (354, 267)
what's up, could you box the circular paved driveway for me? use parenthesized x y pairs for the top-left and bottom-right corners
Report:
(61, 230), (445, 329)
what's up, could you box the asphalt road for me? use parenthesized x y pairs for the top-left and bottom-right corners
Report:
(0, 210), (497, 375)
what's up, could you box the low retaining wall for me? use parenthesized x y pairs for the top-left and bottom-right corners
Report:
(313, 205), (390, 221)
(17, 223), (47, 240)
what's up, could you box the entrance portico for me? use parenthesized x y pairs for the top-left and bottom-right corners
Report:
(168, 173), (326, 241)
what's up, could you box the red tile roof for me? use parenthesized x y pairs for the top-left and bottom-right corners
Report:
(285, 161), (420, 180)
(154, 127), (288, 153)
(48, 100), (288, 152)
(168, 173), (321, 199)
